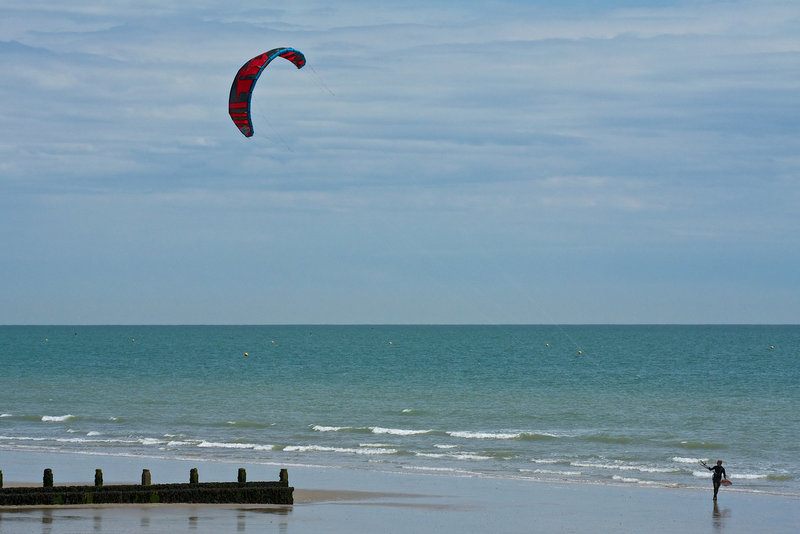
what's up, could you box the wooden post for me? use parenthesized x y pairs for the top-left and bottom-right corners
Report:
(95, 469), (103, 487)
(141, 469), (151, 486)
(238, 468), (246, 485)
(0, 469), (3, 488)
(189, 468), (199, 485)
(279, 468), (288, 484)
(43, 468), (53, 488)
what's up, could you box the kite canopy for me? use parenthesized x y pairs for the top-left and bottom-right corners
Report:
(228, 47), (306, 137)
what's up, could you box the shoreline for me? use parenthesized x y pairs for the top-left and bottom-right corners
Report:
(1, 450), (798, 533)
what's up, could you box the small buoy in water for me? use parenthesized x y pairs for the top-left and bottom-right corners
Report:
(546, 343), (550, 347)
(770, 346), (774, 350)
(389, 341), (393, 344)
(578, 350), (582, 355)
(244, 352), (248, 357)
(131, 338), (135, 343)
(271, 340), (275, 344)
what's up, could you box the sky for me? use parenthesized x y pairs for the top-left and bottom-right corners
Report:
(1, 0), (798, 324)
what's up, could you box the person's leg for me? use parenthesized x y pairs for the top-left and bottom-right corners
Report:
(713, 479), (720, 500)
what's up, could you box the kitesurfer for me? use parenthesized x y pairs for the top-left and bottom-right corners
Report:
(703, 460), (727, 500)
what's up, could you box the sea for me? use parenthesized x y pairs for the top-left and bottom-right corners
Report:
(1, 325), (797, 496)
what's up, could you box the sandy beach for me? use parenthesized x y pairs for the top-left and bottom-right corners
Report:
(1, 453), (798, 534)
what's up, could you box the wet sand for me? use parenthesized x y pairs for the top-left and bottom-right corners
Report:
(1, 453), (798, 533)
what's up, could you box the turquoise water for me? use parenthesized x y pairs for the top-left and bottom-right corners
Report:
(1, 325), (798, 495)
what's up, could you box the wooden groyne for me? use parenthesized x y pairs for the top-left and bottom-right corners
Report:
(0, 468), (293, 506)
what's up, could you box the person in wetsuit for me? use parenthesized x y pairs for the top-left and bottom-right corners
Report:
(704, 460), (727, 500)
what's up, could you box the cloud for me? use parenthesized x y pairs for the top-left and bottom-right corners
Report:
(1, 1), (799, 323)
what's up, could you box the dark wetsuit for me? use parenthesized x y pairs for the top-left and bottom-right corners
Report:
(709, 464), (726, 499)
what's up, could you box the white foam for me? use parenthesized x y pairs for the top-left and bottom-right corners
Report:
(42, 414), (74, 422)
(611, 475), (661, 485)
(87, 431), (102, 436)
(370, 427), (431, 436)
(435, 444), (459, 449)
(415, 452), (492, 461)
(401, 465), (466, 474)
(311, 425), (349, 432)
(448, 431), (522, 440)
(284, 445), (397, 455)
(672, 456), (703, 464)
(402, 465), (463, 473)
(197, 441), (274, 451)
(0, 413), (12, 418)
(520, 468), (583, 476)
(633, 466), (680, 473)
(166, 440), (197, 447)
(570, 461), (677, 474)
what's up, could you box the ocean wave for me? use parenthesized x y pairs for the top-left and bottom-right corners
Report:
(691, 471), (779, 481)
(520, 468), (583, 476)
(611, 475), (658, 485)
(672, 456), (704, 464)
(730, 473), (770, 480)
(415, 452), (492, 461)
(677, 440), (726, 450)
(225, 421), (272, 428)
(400, 465), (475, 475)
(0, 434), (141, 446)
(0, 413), (12, 418)
(447, 431), (558, 441)
(571, 461), (679, 474)
(370, 427), (432, 436)
(584, 435), (634, 444)
(448, 431), (521, 440)
(283, 445), (398, 455)
(197, 441), (275, 451)
(41, 415), (74, 422)
(766, 474), (793, 481)
(311, 425), (352, 433)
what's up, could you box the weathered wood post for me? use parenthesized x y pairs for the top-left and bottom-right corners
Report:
(189, 468), (199, 485)
(279, 468), (288, 484)
(141, 469), (151, 486)
(0, 469), (3, 488)
(238, 468), (246, 485)
(95, 469), (103, 487)
(43, 468), (53, 488)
